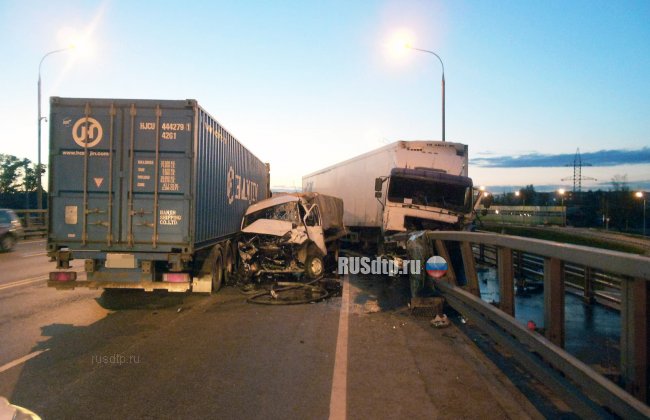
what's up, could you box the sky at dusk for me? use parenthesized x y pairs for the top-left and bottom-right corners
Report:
(0, 0), (648, 192)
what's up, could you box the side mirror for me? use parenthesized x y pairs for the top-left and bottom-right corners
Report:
(374, 178), (383, 192)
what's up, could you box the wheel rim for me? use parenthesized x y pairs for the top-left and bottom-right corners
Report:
(1, 236), (13, 250)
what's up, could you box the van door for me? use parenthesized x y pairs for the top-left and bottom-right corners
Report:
(304, 205), (327, 255)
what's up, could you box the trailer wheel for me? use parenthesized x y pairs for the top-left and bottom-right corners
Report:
(305, 253), (324, 279)
(223, 241), (234, 285)
(212, 253), (224, 292)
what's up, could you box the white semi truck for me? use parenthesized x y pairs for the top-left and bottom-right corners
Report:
(302, 140), (479, 246)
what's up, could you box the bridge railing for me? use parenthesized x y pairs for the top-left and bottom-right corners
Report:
(474, 243), (623, 309)
(418, 231), (650, 417)
(14, 209), (47, 238)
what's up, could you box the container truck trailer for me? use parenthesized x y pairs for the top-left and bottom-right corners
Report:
(47, 97), (270, 293)
(303, 140), (479, 245)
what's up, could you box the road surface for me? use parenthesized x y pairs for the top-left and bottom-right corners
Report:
(0, 240), (541, 419)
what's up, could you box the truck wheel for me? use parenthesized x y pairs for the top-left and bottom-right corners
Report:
(212, 254), (224, 292)
(305, 253), (324, 279)
(0, 234), (15, 252)
(223, 241), (234, 285)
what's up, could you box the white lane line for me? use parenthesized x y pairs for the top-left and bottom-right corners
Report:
(0, 349), (49, 374)
(329, 274), (350, 420)
(21, 251), (47, 258)
(0, 276), (48, 291)
(18, 239), (46, 245)
(0, 270), (84, 291)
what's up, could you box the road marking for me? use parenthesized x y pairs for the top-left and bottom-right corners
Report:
(22, 251), (47, 258)
(0, 349), (49, 374)
(19, 239), (46, 245)
(329, 274), (350, 420)
(0, 270), (84, 291)
(0, 276), (49, 291)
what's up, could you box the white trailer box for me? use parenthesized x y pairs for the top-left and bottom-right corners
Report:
(303, 141), (473, 242)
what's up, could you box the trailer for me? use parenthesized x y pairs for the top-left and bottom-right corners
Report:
(47, 97), (270, 292)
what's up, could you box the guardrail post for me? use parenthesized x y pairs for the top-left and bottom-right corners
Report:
(544, 257), (565, 347)
(479, 243), (485, 264)
(621, 278), (649, 403)
(583, 266), (595, 304)
(460, 241), (480, 297)
(497, 247), (515, 316)
(434, 240), (457, 285)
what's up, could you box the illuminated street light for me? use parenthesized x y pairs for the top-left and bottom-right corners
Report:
(406, 45), (446, 142)
(636, 191), (646, 236)
(514, 190), (525, 206)
(38, 45), (75, 210)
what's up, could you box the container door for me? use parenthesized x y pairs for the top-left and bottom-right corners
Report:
(120, 104), (194, 249)
(49, 103), (122, 247)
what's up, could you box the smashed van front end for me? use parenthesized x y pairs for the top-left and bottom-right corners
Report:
(238, 194), (344, 280)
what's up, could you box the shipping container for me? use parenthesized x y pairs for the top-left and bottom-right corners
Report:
(47, 97), (270, 292)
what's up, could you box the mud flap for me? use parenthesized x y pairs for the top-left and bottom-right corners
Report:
(191, 276), (212, 293)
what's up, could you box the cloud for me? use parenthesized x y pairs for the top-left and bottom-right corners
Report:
(472, 148), (650, 168)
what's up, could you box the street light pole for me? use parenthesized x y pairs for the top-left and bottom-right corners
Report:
(558, 188), (566, 226)
(37, 47), (74, 210)
(408, 47), (445, 142)
(636, 192), (646, 236)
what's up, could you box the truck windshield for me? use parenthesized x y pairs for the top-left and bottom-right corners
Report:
(387, 176), (471, 213)
(242, 201), (300, 227)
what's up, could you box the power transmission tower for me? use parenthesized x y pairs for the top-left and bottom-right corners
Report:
(561, 148), (596, 193)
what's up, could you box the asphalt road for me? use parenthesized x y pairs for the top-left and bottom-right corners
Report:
(0, 240), (540, 419)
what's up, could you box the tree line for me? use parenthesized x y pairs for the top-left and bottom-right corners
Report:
(0, 154), (45, 209)
(491, 179), (646, 233)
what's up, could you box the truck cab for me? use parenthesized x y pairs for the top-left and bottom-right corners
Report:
(375, 168), (474, 232)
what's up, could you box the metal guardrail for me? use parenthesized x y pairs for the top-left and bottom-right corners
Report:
(415, 231), (650, 417)
(474, 244), (623, 309)
(13, 209), (47, 237)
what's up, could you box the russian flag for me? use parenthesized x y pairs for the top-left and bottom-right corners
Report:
(426, 256), (448, 279)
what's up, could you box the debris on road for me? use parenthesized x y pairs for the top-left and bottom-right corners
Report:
(431, 314), (450, 328)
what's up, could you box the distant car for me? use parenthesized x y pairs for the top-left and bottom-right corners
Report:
(0, 209), (24, 251)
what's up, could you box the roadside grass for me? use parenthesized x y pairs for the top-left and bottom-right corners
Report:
(480, 224), (645, 255)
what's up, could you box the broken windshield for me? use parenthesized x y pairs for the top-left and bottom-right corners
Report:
(242, 201), (301, 228)
(387, 176), (471, 213)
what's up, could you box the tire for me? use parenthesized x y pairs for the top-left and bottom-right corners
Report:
(223, 241), (234, 285)
(0, 234), (15, 252)
(305, 253), (324, 279)
(212, 253), (224, 292)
